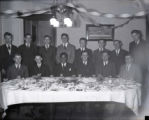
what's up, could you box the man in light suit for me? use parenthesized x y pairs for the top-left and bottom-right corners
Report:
(96, 51), (116, 78)
(0, 32), (18, 79)
(56, 33), (75, 64)
(39, 35), (57, 75)
(7, 53), (28, 80)
(119, 54), (142, 83)
(75, 37), (92, 64)
(111, 40), (128, 75)
(55, 52), (75, 77)
(76, 51), (94, 77)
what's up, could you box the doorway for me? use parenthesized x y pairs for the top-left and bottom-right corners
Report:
(24, 19), (56, 46)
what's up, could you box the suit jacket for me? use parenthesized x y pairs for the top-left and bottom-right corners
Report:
(0, 44), (18, 71)
(95, 61), (116, 77)
(111, 49), (128, 75)
(119, 63), (142, 83)
(129, 40), (145, 55)
(75, 48), (92, 64)
(39, 46), (56, 74)
(7, 64), (28, 80)
(93, 48), (111, 69)
(55, 63), (76, 77)
(30, 62), (50, 77)
(56, 43), (75, 64)
(18, 44), (38, 76)
(76, 60), (94, 77)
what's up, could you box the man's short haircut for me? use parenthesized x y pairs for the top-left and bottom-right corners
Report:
(24, 33), (32, 38)
(131, 30), (142, 37)
(60, 52), (68, 59)
(61, 33), (69, 38)
(79, 37), (87, 42)
(44, 35), (52, 39)
(81, 50), (88, 55)
(98, 39), (106, 43)
(113, 40), (123, 45)
(14, 53), (22, 58)
(4, 32), (13, 38)
(35, 53), (42, 58)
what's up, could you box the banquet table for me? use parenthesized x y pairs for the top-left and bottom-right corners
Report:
(0, 77), (141, 115)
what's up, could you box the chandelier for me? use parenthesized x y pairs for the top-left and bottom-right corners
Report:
(50, 4), (73, 27)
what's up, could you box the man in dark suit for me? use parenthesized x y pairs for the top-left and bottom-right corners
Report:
(56, 33), (76, 64)
(111, 40), (128, 75)
(39, 35), (56, 75)
(76, 51), (94, 77)
(55, 52), (75, 77)
(75, 37), (92, 64)
(18, 33), (38, 76)
(96, 51), (116, 78)
(93, 40), (111, 72)
(0, 32), (18, 79)
(129, 30), (145, 56)
(7, 53), (28, 80)
(31, 54), (50, 77)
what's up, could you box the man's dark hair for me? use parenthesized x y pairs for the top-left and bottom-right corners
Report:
(24, 33), (32, 38)
(44, 35), (52, 39)
(35, 53), (42, 58)
(4, 32), (13, 38)
(60, 52), (68, 59)
(61, 33), (69, 39)
(98, 39), (106, 44)
(81, 50), (88, 55)
(113, 40), (123, 46)
(131, 30), (142, 38)
(14, 53), (22, 58)
(79, 37), (87, 42)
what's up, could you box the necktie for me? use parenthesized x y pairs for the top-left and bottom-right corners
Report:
(116, 50), (119, 55)
(7, 45), (11, 54)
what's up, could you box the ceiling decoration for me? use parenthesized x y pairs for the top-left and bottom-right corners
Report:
(0, 0), (148, 27)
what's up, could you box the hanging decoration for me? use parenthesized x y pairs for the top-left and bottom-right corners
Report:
(0, 1), (147, 27)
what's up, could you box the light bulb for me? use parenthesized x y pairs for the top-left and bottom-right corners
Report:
(64, 18), (73, 27)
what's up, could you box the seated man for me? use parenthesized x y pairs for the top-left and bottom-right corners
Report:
(95, 51), (116, 78)
(119, 54), (142, 83)
(7, 53), (28, 80)
(76, 51), (94, 77)
(31, 54), (51, 77)
(55, 52), (76, 77)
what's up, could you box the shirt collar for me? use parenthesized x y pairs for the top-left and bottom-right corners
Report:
(99, 48), (103, 51)
(25, 43), (30, 47)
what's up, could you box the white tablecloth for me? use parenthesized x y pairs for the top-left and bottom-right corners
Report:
(0, 77), (141, 114)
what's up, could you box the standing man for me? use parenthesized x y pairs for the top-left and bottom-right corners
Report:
(111, 40), (128, 75)
(7, 53), (28, 80)
(18, 33), (38, 76)
(129, 30), (145, 55)
(75, 37), (92, 64)
(56, 33), (75, 64)
(0, 32), (18, 79)
(93, 40), (111, 70)
(39, 35), (57, 75)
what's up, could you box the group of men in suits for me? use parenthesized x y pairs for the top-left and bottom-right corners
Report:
(0, 30), (147, 83)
